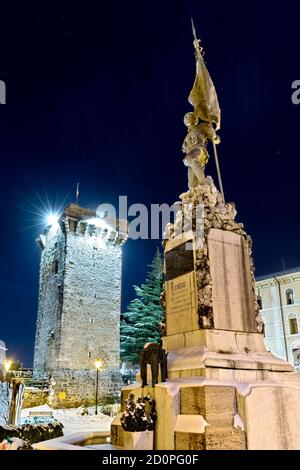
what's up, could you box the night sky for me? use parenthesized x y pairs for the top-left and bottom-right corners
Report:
(1, 1), (300, 366)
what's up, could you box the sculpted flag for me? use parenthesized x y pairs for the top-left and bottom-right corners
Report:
(188, 43), (221, 131)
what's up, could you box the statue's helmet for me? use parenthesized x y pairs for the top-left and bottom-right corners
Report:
(184, 112), (199, 128)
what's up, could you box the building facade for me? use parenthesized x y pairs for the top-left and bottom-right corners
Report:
(256, 268), (300, 370)
(33, 204), (127, 407)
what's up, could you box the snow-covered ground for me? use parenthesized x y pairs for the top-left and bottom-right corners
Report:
(21, 404), (113, 436)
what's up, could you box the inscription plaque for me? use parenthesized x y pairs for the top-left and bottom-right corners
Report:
(165, 271), (198, 336)
(165, 241), (195, 281)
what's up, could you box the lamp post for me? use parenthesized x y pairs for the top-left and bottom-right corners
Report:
(94, 359), (103, 415)
(4, 360), (12, 373)
(3, 359), (12, 383)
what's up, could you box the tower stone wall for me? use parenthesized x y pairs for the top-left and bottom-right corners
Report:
(33, 204), (127, 407)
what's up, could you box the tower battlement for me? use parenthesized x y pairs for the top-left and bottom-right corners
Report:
(38, 203), (127, 251)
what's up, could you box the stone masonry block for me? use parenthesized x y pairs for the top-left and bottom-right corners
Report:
(180, 386), (236, 426)
(175, 431), (205, 450)
(175, 426), (246, 450)
(204, 426), (246, 450)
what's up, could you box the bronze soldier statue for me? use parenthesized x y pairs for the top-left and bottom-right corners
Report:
(182, 111), (220, 189)
(140, 343), (168, 387)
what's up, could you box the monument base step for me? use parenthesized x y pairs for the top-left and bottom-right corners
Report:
(163, 329), (267, 354)
(119, 369), (300, 449)
(166, 346), (294, 379)
(175, 420), (246, 450)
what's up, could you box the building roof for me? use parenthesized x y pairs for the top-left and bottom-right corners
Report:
(256, 267), (300, 282)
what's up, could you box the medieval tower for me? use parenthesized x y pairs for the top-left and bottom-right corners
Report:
(33, 203), (127, 407)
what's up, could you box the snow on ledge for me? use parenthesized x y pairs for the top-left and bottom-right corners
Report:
(233, 413), (245, 431)
(155, 375), (300, 398)
(175, 414), (209, 434)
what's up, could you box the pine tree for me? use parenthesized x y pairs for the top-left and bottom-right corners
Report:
(121, 248), (164, 364)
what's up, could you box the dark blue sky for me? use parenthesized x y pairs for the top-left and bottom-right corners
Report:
(1, 1), (300, 366)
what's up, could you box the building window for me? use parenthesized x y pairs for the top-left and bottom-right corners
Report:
(68, 218), (78, 233)
(292, 348), (300, 367)
(286, 289), (295, 305)
(289, 317), (298, 335)
(257, 295), (263, 310)
(52, 260), (59, 274)
(79, 222), (87, 235)
(88, 351), (91, 358)
(90, 318), (95, 323)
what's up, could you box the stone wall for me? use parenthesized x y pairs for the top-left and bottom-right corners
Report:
(22, 389), (49, 409)
(0, 340), (6, 366)
(58, 231), (122, 370)
(33, 228), (66, 373)
(48, 368), (121, 408)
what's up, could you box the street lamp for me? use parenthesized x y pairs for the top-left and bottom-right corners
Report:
(3, 360), (12, 382)
(4, 360), (12, 373)
(95, 359), (103, 415)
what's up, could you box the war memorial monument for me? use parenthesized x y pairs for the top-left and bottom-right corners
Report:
(112, 24), (300, 451)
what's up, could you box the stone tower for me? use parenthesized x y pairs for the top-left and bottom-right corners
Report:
(33, 204), (127, 408)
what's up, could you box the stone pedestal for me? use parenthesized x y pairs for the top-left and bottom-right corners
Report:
(116, 177), (300, 450)
(115, 178), (300, 450)
(110, 415), (154, 450)
(119, 369), (300, 450)
(207, 229), (257, 332)
(123, 430), (154, 450)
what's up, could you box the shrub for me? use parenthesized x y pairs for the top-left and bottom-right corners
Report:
(0, 421), (64, 445)
(98, 403), (121, 417)
(121, 393), (157, 432)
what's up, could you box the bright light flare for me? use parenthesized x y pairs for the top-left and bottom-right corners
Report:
(47, 213), (59, 226)
(95, 359), (103, 370)
(4, 360), (12, 372)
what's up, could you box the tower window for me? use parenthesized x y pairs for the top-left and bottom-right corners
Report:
(52, 260), (59, 274)
(257, 295), (263, 310)
(286, 289), (295, 305)
(292, 348), (300, 367)
(79, 299), (83, 305)
(104, 210), (109, 218)
(289, 318), (298, 335)
(90, 318), (95, 323)
(88, 351), (92, 358)
(68, 219), (78, 233)
(79, 222), (87, 235)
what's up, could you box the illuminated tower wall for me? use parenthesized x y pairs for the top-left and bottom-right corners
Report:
(0, 340), (6, 367)
(33, 204), (126, 407)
